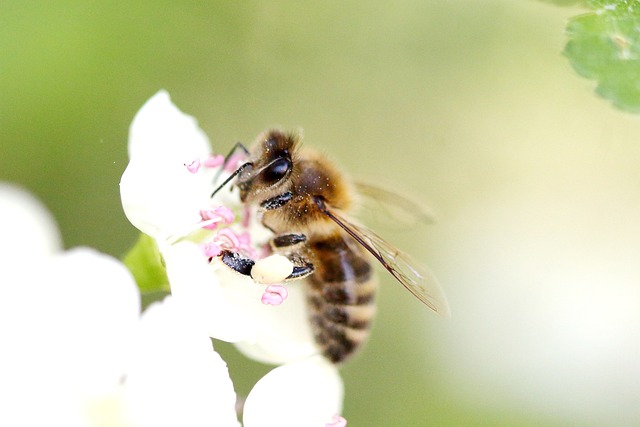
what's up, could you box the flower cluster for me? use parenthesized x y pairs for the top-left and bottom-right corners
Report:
(120, 91), (346, 425)
(0, 92), (346, 426)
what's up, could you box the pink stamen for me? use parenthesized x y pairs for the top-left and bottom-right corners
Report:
(326, 415), (347, 427)
(199, 207), (235, 230)
(213, 206), (235, 224)
(224, 153), (245, 173)
(237, 231), (257, 258)
(261, 284), (288, 306)
(258, 243), (272, 259)
(201, 242), (222, 258)
(184, 158), (201, 174)
(236, 231), (252, 248)
(214, 228), (258, 258)
(204, 154), (225, 168)
(216, 227), (241, 249)
(242, 205), (251, 228)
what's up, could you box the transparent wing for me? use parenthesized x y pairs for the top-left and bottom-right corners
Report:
(321, 204), (450, 318)
(354, 181), (436, 227)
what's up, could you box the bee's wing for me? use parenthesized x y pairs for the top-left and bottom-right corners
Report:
(321, 204), (451, 318)
(353, 181), (436, 227)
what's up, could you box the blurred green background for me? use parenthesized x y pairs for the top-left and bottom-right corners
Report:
(3, 1), (640, 425)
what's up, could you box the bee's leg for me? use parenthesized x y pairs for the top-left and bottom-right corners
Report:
(260, 191), (293, 210)
(281, 252), (314, 280)
(271, 233), (306, 248)
(287, 261), (314, 280)
(219, 247), (313, 280)
(219, 250), (255, 277)
(267, 232), (314, 280)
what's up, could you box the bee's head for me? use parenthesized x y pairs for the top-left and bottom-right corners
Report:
(212, 130), (299, 202)
(236, 130), (298, 202)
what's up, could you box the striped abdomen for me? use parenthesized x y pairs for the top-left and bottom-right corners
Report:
(305, 233), (377, 364)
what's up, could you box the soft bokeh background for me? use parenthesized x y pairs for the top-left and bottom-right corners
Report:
(3, 1), (640, 425)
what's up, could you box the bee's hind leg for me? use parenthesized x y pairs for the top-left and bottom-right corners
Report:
(220, 232), (315, 281)
(219, 248), (314, 280)
(268, 233), (315, 280)
(287, 261), (314, 280)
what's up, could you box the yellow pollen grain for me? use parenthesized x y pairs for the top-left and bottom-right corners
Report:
(251, 254), (294, 284)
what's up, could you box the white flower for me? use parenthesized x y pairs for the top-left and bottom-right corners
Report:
(0, 184), (240, 427)
(120, 91), (318, 361)
(124, 297), (240, 427)
(120, 91), (346, 425)
(243, 356), (345, 427)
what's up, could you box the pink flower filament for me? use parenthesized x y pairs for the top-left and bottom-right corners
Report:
(199, 206), (235, 230)
(326, 415), (347, 427)
(261, 284), (288, 306)
(204, 153), (225, 168)
(224, 153), (246, 173)
(201, 242), (222, 259)
(184, 158), (201, 174)
(215, 227), (257, 258)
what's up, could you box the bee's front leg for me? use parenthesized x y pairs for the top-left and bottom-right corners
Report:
(271, 233), (306, 248)
(219, 250), (254, 276)
(260, 191), (293, 210)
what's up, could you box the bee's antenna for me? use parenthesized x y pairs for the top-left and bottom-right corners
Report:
(213, 141), (250, 184)
(211, 162), (252, 198)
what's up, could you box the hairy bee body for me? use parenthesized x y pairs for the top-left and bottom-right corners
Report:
(220, 129), (449, 364)
(304, 233), (377, 363)
(236, 130), (376, 363)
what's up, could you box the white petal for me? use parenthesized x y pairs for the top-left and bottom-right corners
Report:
(127, 90), (211, 161)
(124, 297), (240, 427)
(120, 91), (216, 239)
(47, 248), (141, 394)
(232, 281), (318, 364)
(243, 356), (344, 427)
(0, 247), (140, 426)
(0, 183), (62, 262)
(163, 241), (318, 361)
(161, 241), (258, 342)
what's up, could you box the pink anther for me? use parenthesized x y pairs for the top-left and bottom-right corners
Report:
(261, 284), (288, 306)
(199, 206), (235, 230)
(326, 415), (347, 427)
(201, 242), (222, 258)
(204, 154), (225, 168)
(213, 206), (235, 223)
(184, 158), (201, 174)
(216, 227), (241, 249)
(236, 231), (257, 258)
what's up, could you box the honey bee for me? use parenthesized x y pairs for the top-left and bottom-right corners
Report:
(212, 129), (450, 364)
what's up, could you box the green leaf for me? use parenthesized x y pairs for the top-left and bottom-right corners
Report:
(123, 233), (170, 293)
(563, 0), (640, 113)
(586, 0), (639, 11)
(140, 290), (171, 311)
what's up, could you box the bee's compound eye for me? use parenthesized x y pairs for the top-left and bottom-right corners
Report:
(263, 157), (292, 183)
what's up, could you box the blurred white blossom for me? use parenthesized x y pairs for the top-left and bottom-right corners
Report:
(0, 184), (240, 427)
